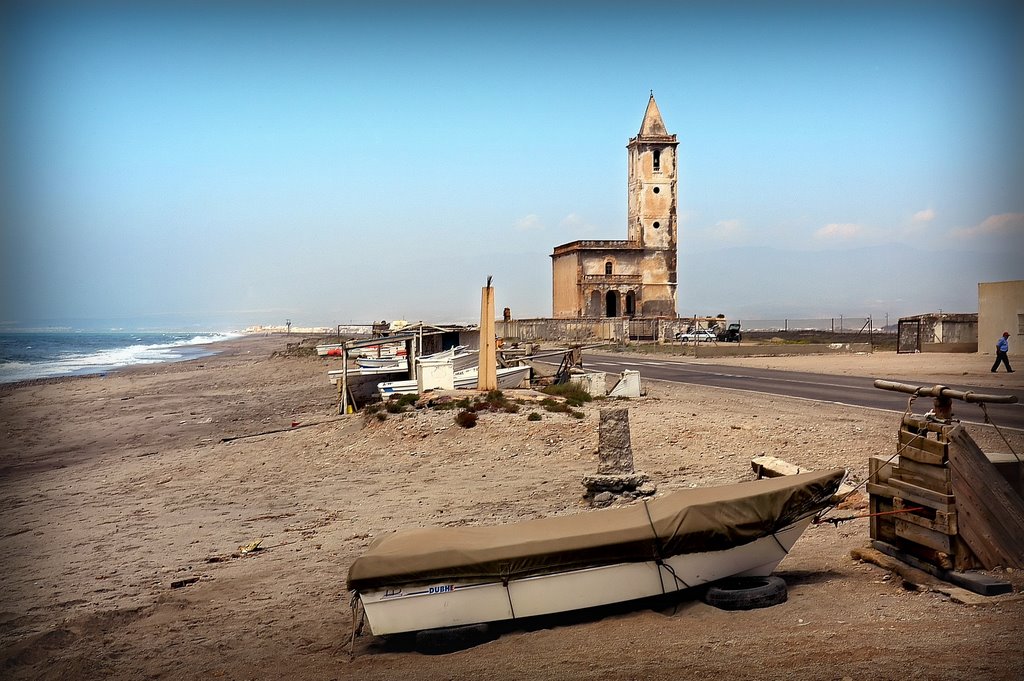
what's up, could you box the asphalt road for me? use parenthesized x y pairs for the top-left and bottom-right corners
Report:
(574, 352), (1024, 432)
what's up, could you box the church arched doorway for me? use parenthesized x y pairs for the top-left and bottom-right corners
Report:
(605, 291), (619, 317)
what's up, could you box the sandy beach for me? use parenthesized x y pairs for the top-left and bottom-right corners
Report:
(1, 335), (1022, 680)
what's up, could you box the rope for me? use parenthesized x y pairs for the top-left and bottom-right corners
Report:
(500, 569), (517, 620)
(641, 499), (690, 593)
(347, 591), (365, 659)
(770, 532), (789, 554)
(980, 403), (1022, 464)
(812, 505), (924, 527)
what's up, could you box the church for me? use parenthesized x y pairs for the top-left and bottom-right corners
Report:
(551, 94), (679, 319)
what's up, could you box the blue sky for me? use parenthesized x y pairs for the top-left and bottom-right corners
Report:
(2, 1), (1022, 330)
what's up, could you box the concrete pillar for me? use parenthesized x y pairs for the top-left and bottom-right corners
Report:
(597, 407), (634, 475)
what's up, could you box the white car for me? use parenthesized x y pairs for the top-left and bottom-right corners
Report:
(676, 329), (717, 343)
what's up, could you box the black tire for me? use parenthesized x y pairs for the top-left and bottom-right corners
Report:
(703, 575), (788, 611)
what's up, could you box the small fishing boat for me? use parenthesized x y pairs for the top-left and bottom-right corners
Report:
(315, 343), (346, 357)
(377, 364), (530, 399)
(347, 468), (845, 635)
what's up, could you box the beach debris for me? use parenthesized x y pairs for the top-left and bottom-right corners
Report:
(608, 370), (642, 398)
(238, 539), (263, 554)
(170, 576), (200, 589)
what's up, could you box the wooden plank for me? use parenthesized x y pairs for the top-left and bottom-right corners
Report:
(895, 518), (953, 553)
(896, 456), (951, 484)
(985, 452), (1024, 498)
(889, 478), (955, 512)
(947, 426), (1024, 569)
(891, 466), (953, 495)
(865, 542), (1008, 597)
(892, 497), (957, 535)
(866, 482), (895, 499)
(953, 536), (982, 572)
(869, 495), (897, 543)
(751, 455), (807, 478)
(898, 429), (947, 464)
(869, 455), (897, 484)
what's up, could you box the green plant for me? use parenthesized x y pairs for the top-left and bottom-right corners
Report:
(383, 393), (419, 414)
(395, 393), (419, 408)
(540, 398), (570, 414)
(527, 412), (542, 421)
(541, 383), (593, 407)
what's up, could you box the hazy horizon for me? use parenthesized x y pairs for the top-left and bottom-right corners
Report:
(3, 1), (1022, 331)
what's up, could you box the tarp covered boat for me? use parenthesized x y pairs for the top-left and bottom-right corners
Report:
(348, 468), (845, 635)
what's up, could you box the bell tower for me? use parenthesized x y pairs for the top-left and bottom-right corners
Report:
(626, 93), (678, 315)
(550, 93), (680, 319)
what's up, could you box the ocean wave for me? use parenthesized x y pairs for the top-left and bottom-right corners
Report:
(0, 332), (240, 384)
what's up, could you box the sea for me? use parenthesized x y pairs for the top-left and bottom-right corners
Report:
(0, 331), (241, 384)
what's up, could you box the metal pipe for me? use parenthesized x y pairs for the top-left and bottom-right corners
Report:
(873, 379), (1017, 404)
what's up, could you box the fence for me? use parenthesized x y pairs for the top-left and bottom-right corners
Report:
(737, 318), (873, 332)
(498, 316), (886, 344)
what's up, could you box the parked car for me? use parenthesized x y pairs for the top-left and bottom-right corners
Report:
(716, 323), (743, 343)
(676, 328), (717, 343)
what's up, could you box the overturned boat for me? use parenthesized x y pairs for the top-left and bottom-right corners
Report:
(347, 468), (845, 635)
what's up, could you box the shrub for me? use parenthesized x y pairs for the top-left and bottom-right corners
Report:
(455, 410), (478, 428)
(541, 383), (593, 406)
(527, 412), (541, 422)
(395, 393), (419, 408)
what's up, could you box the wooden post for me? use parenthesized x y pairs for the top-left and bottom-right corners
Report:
(478, 277), (497, 391)
(341, 347), (349, 415)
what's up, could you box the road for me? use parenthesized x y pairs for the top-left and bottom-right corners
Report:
(574, 352), (1024, 432)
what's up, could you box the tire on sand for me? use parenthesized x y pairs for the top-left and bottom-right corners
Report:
(703, 576), (788, 611)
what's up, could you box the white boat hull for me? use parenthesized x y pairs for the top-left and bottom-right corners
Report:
(358, 517), (811, 635)
(378, 364), (529, 398)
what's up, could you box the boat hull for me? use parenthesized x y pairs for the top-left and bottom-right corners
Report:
(357, 517), (811, 635)
(378, 364), (530, 398)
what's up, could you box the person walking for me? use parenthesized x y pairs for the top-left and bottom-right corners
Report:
(991, 331), (1014, 373)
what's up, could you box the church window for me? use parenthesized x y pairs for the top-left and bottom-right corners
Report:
(653, 186), (660, 194)
(605, 261), (613, 275)
(653, 149), (661, 171)
(653, 221), (660, 229)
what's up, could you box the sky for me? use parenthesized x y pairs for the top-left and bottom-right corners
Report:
(2, 0), (1022, 330)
